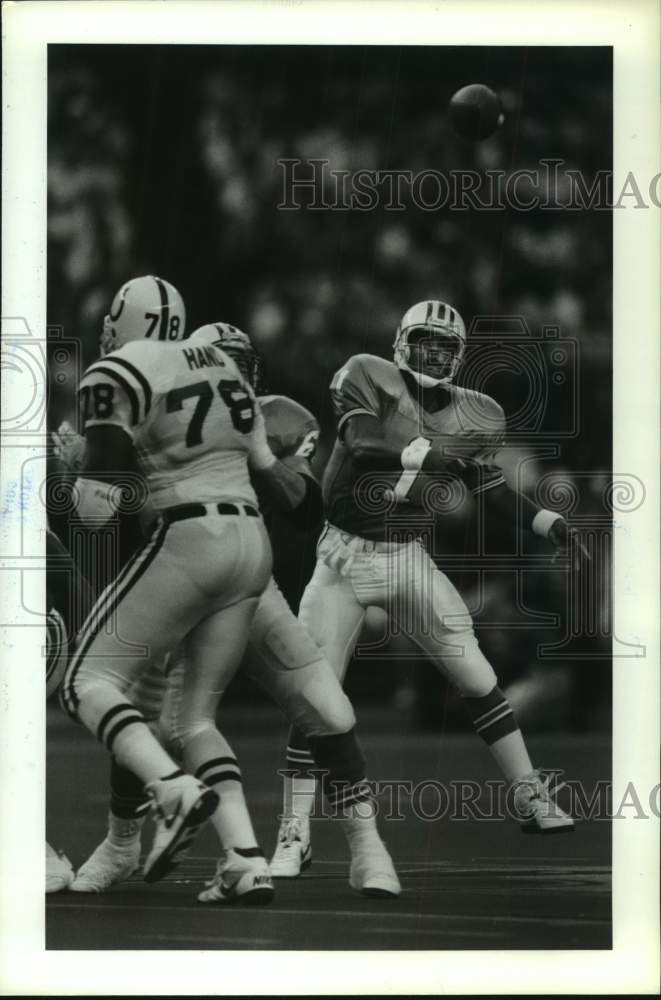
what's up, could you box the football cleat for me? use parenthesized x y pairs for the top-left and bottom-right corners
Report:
(143, 775), (219, 884)
(71, 837), (141, 893)
(101, 275), (186, 354)
(393, 299), (466, 386)
(513, 769), (575, 834)
(189, 322), (262, 391)
(198, 849), (275, 905)
(46, 842), (74, 893)
(269, 816), (312, 878)
(348, 838), (401, 898)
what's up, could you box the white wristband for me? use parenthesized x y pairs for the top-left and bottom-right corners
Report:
(74, 477), (117, 525)
(250, 445), (277, 471)
(532, 509), (564, 538)
(401, 436), (432, 471)
(393, 437), (432, 501)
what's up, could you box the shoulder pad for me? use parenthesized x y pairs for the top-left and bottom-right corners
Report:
(109, 339), (164, 370)
(348, 354), (403, 392)
(83, 341), (161, 423)
(346, 353), (396, 376)
(453, 385), (505, 423)
(450, 386), (506, 453)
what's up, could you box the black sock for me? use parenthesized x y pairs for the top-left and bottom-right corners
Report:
(463, 685), (519, 745)
(285, 725), (316, 781)
(110, 758), (150, 820)
(306, 728), (371, 814)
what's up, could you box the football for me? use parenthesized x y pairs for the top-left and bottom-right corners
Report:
(449, 83), (504, 141)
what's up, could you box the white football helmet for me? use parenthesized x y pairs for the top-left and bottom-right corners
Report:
(100, 275), (186, 355)
(393, 300), (466, 386)
(189, 322), (261, 390)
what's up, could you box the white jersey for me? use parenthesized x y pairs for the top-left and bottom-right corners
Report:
(78, 339), (259, 510)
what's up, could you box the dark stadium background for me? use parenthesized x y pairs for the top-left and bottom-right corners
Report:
(47, 44), (612, 731)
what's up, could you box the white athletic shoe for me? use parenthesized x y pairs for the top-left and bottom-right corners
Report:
(198, 849), (275, 905)
(71, 837), (141, 892)
(269, 816), (312, 878)
(349, 839), (401, 898)
(513, 769), (575, 834)
(143, 775), (219, 883)
(46, 842), (74, 893)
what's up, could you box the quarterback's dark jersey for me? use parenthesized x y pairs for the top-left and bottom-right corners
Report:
(256, 394), (321, 607)
(324, 353), (506, 542)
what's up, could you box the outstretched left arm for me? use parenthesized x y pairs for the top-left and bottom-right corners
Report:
(469, 471), (591, 570)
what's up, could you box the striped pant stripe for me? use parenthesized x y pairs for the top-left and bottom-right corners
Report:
(61, 521), (168, 718)
(46, 610), (68, 683)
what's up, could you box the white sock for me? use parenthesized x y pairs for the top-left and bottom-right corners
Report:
(185, 731), (259, 851)
(338, 801), (384, 850)
(489, 731), (534, 783)
(280, 773), (316, 821)
(107, 811), (145, 849)
(210, 783), (259, 851)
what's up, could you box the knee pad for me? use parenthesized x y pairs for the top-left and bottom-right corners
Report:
(443, 631), (498, 698)
(286, 665), (356, 738)
(130, 662), (168, 723)
(62, 656), (134, 721)
(307, 685), (356, 736)
(159, 714), (215, 758)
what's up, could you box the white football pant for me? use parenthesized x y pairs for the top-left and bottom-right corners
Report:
(298, 523), (498, 698)
(62, 510), (272, 740)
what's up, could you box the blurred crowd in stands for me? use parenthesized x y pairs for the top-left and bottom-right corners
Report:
(47, 45), (613, 729)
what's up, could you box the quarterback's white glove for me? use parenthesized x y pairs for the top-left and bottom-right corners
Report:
(548, 518), (591, 571)
(51, 420), (86, 473)
(400, 435), (432, 471)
